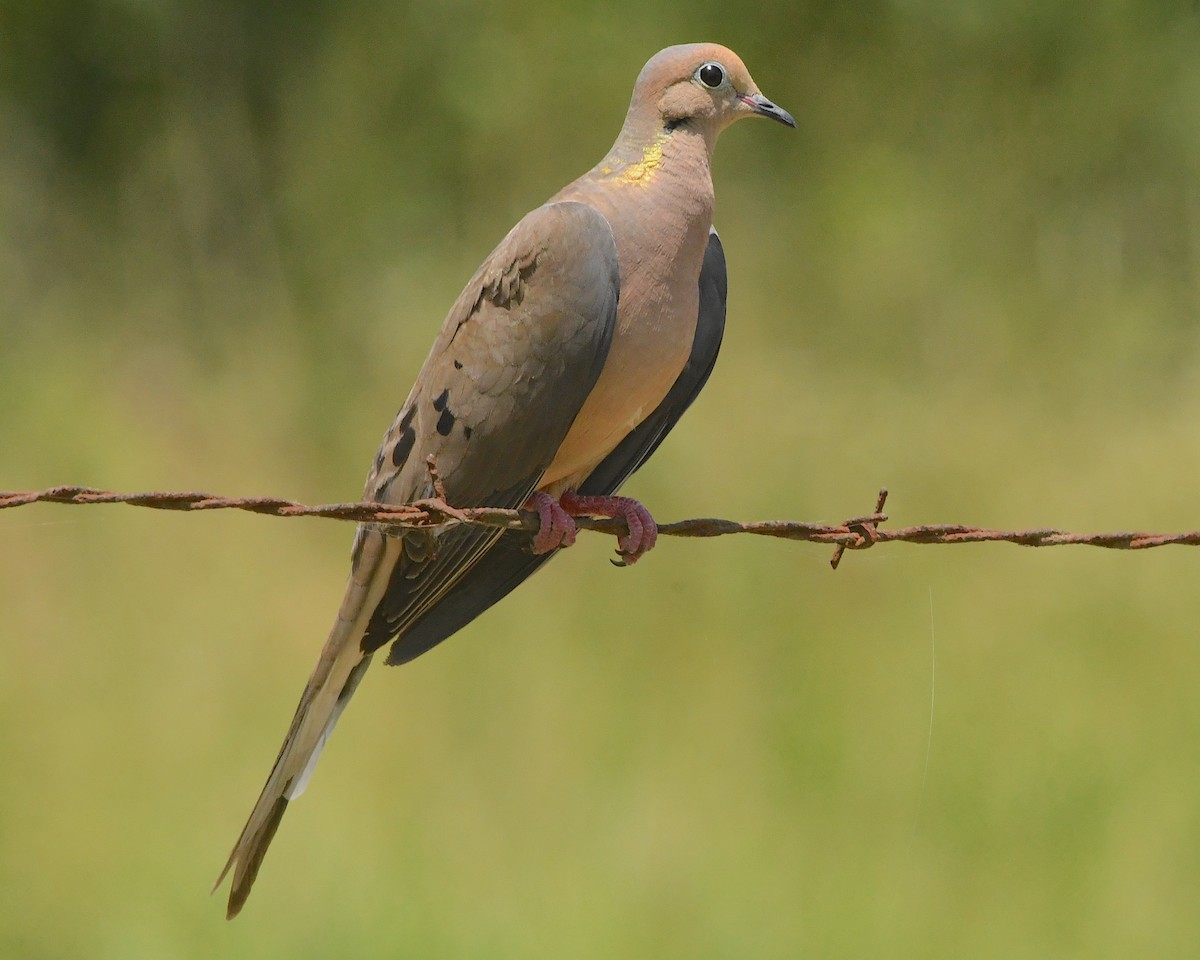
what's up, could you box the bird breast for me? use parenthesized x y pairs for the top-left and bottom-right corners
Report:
(540, 145), (716, 491)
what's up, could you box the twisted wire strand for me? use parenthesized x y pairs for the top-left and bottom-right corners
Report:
(4, 484), (1196, 570)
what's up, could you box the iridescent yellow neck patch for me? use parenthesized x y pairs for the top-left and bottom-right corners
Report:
(607, 133), (670, 187)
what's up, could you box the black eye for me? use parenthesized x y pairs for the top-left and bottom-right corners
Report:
(697, 62), (725, 88)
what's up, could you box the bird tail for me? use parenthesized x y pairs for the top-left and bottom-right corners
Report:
(214, 528), (402, 919)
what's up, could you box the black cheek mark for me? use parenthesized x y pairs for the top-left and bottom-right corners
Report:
(432, 388), (449, 412)
(392, 426), (416, 467)
(463, 425), (473, 440)
(453, 360), (463, 370)
(436, 408), (456, 436)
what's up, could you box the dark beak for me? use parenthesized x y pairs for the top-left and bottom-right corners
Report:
(740, 93), (796, 129)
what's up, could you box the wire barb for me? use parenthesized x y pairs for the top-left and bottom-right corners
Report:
(424, 455), (450, 503)
(829, 488), (890, 570)
(3, 485), (1200, 558)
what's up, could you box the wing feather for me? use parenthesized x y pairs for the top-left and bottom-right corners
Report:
(383, 228), (728, 666)
(217, 200), (620, 917)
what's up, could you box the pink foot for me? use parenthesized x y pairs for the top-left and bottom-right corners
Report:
(560, 491), (658, 566)
(525, 491), (578, 554)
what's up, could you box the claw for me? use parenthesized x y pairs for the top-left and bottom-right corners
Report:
(525, 491), (659, 563)
(525, 491), (578, 554)
(559, 491), (658, 565)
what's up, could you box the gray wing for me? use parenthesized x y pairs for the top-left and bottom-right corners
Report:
(358, 200), (623, 653)
(217, 199), (620, 917)
(384, 228), (728, 666)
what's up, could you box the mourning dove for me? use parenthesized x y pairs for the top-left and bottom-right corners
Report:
(216, 42), (793, 918)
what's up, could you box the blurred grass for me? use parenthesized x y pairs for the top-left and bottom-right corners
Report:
(3, 1), (1200, 956)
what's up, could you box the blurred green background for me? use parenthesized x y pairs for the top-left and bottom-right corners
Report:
(3, 1), (1200, 956)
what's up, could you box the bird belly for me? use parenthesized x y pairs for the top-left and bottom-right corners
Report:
(540, 279), (699, 492)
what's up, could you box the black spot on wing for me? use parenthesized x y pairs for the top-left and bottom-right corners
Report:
(430, 388), (457, 435)
(389, 406), (419, 468)
(392, 425), (416, 468)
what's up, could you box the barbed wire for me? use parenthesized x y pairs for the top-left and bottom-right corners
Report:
(4, 480), (1198, 570)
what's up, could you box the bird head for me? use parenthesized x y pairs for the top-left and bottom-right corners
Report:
(634, 43), (795, 137)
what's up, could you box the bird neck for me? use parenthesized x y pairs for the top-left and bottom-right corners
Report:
(591, 119), (715, 192)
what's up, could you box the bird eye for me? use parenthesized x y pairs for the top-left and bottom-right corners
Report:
(697, 62), (725, 88)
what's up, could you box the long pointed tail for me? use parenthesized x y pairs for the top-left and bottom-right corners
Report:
(214, 529), (400, 919)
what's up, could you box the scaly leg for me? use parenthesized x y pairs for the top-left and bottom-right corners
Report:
(524, 491), (659, 564)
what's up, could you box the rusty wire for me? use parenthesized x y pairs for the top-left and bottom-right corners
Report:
(4, 482), (1198, 570)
